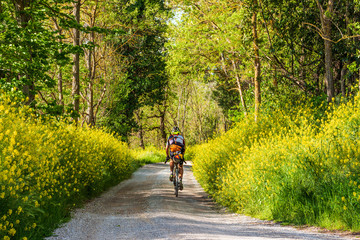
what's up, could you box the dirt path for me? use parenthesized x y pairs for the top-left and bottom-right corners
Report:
(47, 163), (357, 240)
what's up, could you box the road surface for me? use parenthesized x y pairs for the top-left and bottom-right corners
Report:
(47, 163), (357, 240)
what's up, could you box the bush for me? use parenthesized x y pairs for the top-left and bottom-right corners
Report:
(0, 95), (135, 239)
(191, 97), (360, 231)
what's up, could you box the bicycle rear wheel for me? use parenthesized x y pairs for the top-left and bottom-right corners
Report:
(174, 168), (179, 197)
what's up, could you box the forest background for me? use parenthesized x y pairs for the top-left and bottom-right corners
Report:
(2, 0), (360, 238)
(2, 0), (360, 146)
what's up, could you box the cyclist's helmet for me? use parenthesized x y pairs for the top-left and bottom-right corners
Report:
(171, 126), (180, 135)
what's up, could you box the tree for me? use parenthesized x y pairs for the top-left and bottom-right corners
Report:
(0, 0), (76, 109)
(102, 0), (170, 140)
(11, 0), (34, 104)
(72, 0), (81, 121)
(316, 0), (335, 102)
(167, 0), (264, 121)
(252, 0), (261, 121)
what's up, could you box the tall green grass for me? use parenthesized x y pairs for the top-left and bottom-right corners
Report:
(132, 146), (165, 165)
(191, 97), (360, 231)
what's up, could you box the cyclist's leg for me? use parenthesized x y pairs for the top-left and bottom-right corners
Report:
(179, 163), (184, 190)
(179, 163), (183, 179)
(170, 159), (174, 171)
(169, 157), (174, 181)
(169, 151), (175, 171)
(179, 152), (184, 178)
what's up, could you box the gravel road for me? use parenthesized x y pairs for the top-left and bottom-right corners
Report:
(46, 163), (358, 240)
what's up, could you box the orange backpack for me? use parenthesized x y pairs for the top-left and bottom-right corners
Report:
(170, 144), (182, 152)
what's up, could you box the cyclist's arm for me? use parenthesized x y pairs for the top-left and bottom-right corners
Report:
(165, 138), (170, 157)
(183, 139), (186, 154)
(166, 146), (170, 157)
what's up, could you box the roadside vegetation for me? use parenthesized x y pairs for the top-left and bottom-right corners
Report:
(3, 0), (360, 238)
(132, 146), (165, 165)
(191, 97), (360, 231)
(0, 95), (138, 240)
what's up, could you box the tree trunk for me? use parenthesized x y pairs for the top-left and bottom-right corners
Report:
(179, 80), (191, 137)
(299, 37), (306, 85)
(84, 2), (99, 126)
(324, 37), (334, 101)
(58, 70), (64, 106)
(252, 0), (261, 121)
(86, 81), (95, 126)
(317, 0), (334, 102)
(223, 115), (228, 132)
(343, 0), (350, 97)
(158, 104), (167, 149)
(177, 87), (183, 126)
(135, 111), (145, 149)
(231, 59), (247, 116)
(54, 21), (64, 107)
(340, 64), (347, 97)
(12, 0), (35, 105)
(72, 0), (81, 121)
(86, 30), (96, 126)
(138, 127), (145, 149)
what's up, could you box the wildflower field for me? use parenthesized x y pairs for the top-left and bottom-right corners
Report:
(191, 97), (360, 231)
(0, 96), (137, 240)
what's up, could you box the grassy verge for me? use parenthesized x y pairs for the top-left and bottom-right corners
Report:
(0, 95), (138, 240)
(132, 146), (165, 165)
(191, 97), (360, 231)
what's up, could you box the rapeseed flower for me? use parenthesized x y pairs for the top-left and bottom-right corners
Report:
(0, 95), (135, 239)
(191, 96), (360, 231)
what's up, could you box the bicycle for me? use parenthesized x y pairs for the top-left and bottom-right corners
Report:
(165, 151), (185, 197)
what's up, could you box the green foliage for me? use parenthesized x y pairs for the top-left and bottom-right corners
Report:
(0, 0), (73, 94)
(167, 0), (360, 131)
(132, 146), (165, 165)
(3, 0), (360, 233)
(102, 0), (170, 140)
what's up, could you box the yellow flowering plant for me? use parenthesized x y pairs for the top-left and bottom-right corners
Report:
(0, 94), (136, 239)
(191, 96), (360, 231)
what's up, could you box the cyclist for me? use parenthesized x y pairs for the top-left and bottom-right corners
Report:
(165, 126), (185, 190)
